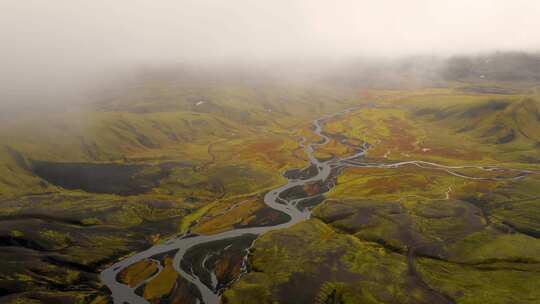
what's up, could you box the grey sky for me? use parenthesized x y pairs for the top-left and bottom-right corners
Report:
(1, 0), (540, 104)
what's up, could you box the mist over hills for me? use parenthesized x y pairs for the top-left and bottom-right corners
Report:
(2, 51), (540, 119)
(443, 52), (540, 81)
(1, 2), (540, 304)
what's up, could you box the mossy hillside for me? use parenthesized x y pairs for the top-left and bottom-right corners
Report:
(315, 100), (540, 253)
(0, 147), (52, 198)
(0, 81), (360, 198)
(224, 219), (447, 304)
(322, 96), (540, 166)
(417, 258), (540, 304)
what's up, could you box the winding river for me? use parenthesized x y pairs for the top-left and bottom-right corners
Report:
(101, 107), (537, 304)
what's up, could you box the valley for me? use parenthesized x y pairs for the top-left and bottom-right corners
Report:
(1, 73), (540, 304)
(3, 1), (540, 303)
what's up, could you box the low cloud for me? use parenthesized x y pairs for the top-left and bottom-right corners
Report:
(1, 0), (539, 108)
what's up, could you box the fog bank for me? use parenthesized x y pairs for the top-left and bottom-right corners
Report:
(1, 0), (540, 109)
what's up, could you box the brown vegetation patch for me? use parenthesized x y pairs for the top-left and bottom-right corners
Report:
(384, 117), (417, 151)
(365, 174), (430, 195)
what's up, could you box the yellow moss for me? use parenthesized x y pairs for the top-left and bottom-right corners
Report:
(143, 258), (178, 300)
(119, 259), (159, 288)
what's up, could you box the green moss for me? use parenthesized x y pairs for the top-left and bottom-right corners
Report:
(418, 258), (540, 303)
(81, 217), (102, 225)
(179, 202), (217, 234)
(448, 228), (540, 263)
(10, 230), (24, 237)
(224, 220), (424, 304)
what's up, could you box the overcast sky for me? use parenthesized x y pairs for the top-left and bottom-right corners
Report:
(1, 0), (540, 104)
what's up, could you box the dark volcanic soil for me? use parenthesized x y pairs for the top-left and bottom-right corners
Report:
(32, 161), (171, 195)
